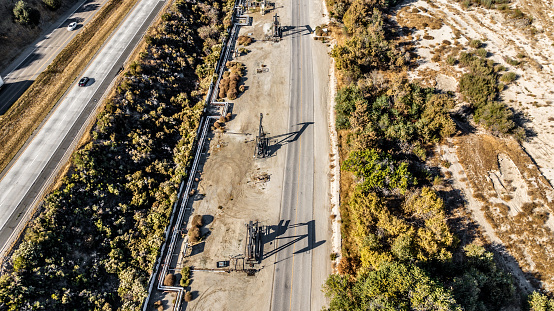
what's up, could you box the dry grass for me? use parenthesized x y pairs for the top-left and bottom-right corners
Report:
(0, 0), (140, 174)
(396, 6), (443, 30)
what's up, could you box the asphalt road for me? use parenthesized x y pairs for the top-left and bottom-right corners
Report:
(0, 0), (166, 257)
(0, 0), (111, 114)
(270, 0), (328, 308)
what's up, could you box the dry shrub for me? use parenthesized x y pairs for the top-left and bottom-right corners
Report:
(184, 291), (193, 302)
(214, 122), (221, 129)
(238, 35), (253, 46)
(188, 227), (201, 243)
(225, 112), (232, 121)
(219, 78), (229, 98)
(494, 202), (510, 215)
(502, 194), (513, 201)
(423, 35), (435, 40)
(337, 256), (359, 276)
(154, 300), (163, 311)
(396, 7), (443, 30)
(532, 211), (548, 225)
(164, 273), (176, 286)
(483, 210), (498, 229)
(473, 192), (487, 202)
(521, 202), (536, 214)
(227, 89), (238, 100)
(191, 215), (203, 227)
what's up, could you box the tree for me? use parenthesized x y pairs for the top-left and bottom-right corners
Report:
(13, 1), (31, 25)
(528, 292), (554, 311)
(335, 85), (365, 129)
(451, 244), (516, 310)
(324, 262), (461, 310)
(342, 149), (415, 193)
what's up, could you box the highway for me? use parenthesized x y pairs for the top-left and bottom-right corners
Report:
(0, 0), (166, 257)
(0, 0), (110, 114)
(270, 0), (330, 308)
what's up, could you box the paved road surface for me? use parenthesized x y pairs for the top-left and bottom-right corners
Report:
(270, 0), (330, 308)
(0, 0), (166, 257)
(0, 0), (111, 114)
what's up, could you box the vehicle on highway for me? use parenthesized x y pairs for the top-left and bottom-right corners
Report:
(78, 77), (89, 87)
(216, 261), (229, 268)
(0, 76), (3, 89)
(67, 22), (77, 31)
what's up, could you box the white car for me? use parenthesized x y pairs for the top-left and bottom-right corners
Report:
(67, 22), (77, 31)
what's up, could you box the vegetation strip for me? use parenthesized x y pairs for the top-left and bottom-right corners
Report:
(0, 0), (140, 175)
(323, 0), (554, 308)
(145, 5), (241, 308)
(0, 0), (233, 309)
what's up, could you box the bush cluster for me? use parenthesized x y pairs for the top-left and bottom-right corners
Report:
(218, 61), (244, 100)
(457, 51), (521, 136)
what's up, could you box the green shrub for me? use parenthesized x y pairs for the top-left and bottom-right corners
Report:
(335, 85), (364, 129)
(469, 39), (482, 49)
(528, 291), (554, 311)
(504, 57), (520, 66)
(476, 48), (488, 58)
(458, 73), (497, 106)
(493, 64), (506, 72)
(458, 52), (476, 67)
(474, 101), (515, 134)
(499, 72), (517, 83)
(446, 55), (457, 66)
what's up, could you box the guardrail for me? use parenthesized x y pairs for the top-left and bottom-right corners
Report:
(142, 0), (243, 309)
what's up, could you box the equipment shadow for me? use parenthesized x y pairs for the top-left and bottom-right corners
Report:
(261, 219), (325, 260)
(266, 121), (313, 157)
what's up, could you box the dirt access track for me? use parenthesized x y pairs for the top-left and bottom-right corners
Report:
(148, 0), (334, 309)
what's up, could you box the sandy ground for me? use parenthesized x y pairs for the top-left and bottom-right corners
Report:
(394, 0), (554, 294)
(149, 0), (334, 308)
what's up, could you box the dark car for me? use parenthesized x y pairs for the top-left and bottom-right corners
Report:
(78, 77), (89, 87)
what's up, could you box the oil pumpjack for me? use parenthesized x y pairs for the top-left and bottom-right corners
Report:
(255, 113), (269, 158)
